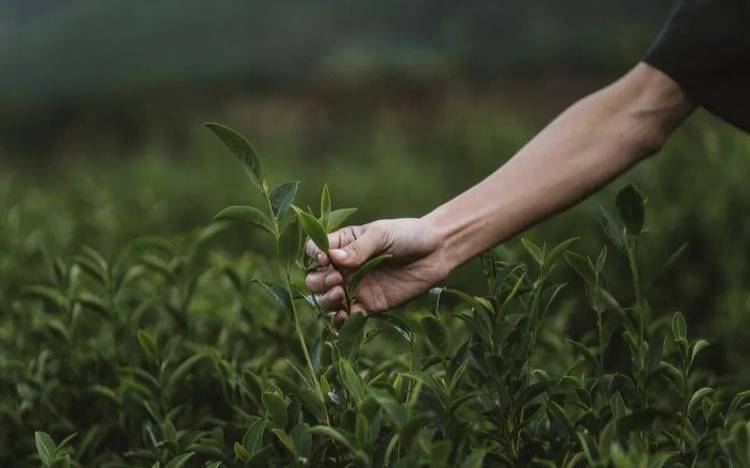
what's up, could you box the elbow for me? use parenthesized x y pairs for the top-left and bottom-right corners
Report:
(614, 62), (696, 160)
(635, 123), (670, 158)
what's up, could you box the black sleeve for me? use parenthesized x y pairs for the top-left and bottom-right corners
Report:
(644, 0), (750, 132)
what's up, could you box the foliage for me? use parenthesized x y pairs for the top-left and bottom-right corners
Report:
(2, 124), (750, 466)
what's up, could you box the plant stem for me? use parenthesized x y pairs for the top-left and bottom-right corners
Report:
(284, 272), (330, 426)
(263, 186), (330, 425)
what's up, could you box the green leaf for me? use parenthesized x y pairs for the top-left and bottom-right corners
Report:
(309, 425), (356, 453)
(35, 431), (56, 466)
(290, 423), (312, 459)
(271, 429), (298, 457)
(355, 413), (370, 449)
(430, 439), (452, 467)
(234, 442), (251, 462)
(576, 431), (599, 464)
(566, 338), (598, 368)
(320, 183), (331, 228)
(545, 237), (579, 268)
(671, 311), (687, 342)
(348, 254), (392, 295)
(339, 312), (367, 359)
(213, 206), (275, 236)
(205, 122), (262, 186)
(137, 329), (159, 364)
(326, 208), (358, 232)
(165, 452), (194, 468)
(338, 359), (366, 406)
(262, 392), (288, 428)
(242, 418), (267, 454)
(278, 218), (301, 265)
(521, 238), (544, 265)
(291, 205), (329, 252)
(23, 285), (67, 309)
(374, 314), (414, 344)
(421, 315), (448, 353)
(250, 280), (293, 319)
(167, 352), (207, 391)
(688, 387), (714, 416)
(460, 449), (487, 468)
(564, 251), (596, 284)
(270, 182), (299, 220)
(615, 185), (645, 235)
(690, 339), (709, 368)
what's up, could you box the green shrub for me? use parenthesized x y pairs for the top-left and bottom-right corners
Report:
(2, 123), (750, 467)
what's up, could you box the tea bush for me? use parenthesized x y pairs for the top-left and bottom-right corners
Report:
(3, 123), (750, 467)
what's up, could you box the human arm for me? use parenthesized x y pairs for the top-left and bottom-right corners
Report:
(306, 63), (695, 323)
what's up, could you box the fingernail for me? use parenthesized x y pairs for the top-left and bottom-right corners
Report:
(331, 249), (348, 260)
(317, 253), (326, 263)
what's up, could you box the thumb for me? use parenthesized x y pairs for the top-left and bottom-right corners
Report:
(329, 226), (384, 268)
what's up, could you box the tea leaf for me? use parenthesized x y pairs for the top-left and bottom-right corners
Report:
(348, 254), (392, 295)
(564, 251), (596, 284)
(309, 425), (356, 453)
(326, 207), (358, 232)
(270, 182), (299, 220)
(35, 431), (56, 466)
(616, 185), (645, 235)
(167, 352), (207, 391)
(355, 413), (370, 449)
(338, 359), (366, 405)
(545, 237), (579, 268)
(278, 219), (301, 265)
(688, 387), (714, 416)
(320, 183), (331, 229)
(213, 206), (275, 236)
(671, 311), (687, 343)
(242, 418), (267, 454)
(339, 313), (367, 359)
(250, 280), (293, 318)
(374, 314), (414, 344)
(271, 429), (298, 457)
(690, 339), (709, 368)
(137, 329), (159, 364)
(290, 423), (312, 459)
(460, 449), (487, 468)
(521, 238), (544, 265)
(262, 392), (288, 429)
(205, 122), (262, 187)
(421, 315), (448, 353)
(576, 431), (599, 464)
(165, 452), (194, 468)
(291, 205), (329, 252)
(233, 442), (251, 462)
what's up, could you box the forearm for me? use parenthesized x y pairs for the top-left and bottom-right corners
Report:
(424, 63), (694, 271)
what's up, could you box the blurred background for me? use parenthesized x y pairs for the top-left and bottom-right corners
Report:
(2, 0), (749, 372)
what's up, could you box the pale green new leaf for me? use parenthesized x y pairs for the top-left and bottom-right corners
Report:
(291, 205), (329, 252)
(320, 183), (331, 228)
(326, 207), (358, 232)
(35, 431), (56, 467)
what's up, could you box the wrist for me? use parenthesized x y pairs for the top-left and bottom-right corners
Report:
(421, 207), (464, 276)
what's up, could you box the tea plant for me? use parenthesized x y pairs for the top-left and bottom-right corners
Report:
(3, 122), (750, 467)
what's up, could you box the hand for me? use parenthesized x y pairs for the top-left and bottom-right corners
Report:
(305, 218), (450, 325)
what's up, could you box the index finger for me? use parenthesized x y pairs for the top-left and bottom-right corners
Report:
(305, 226), (365, 265)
